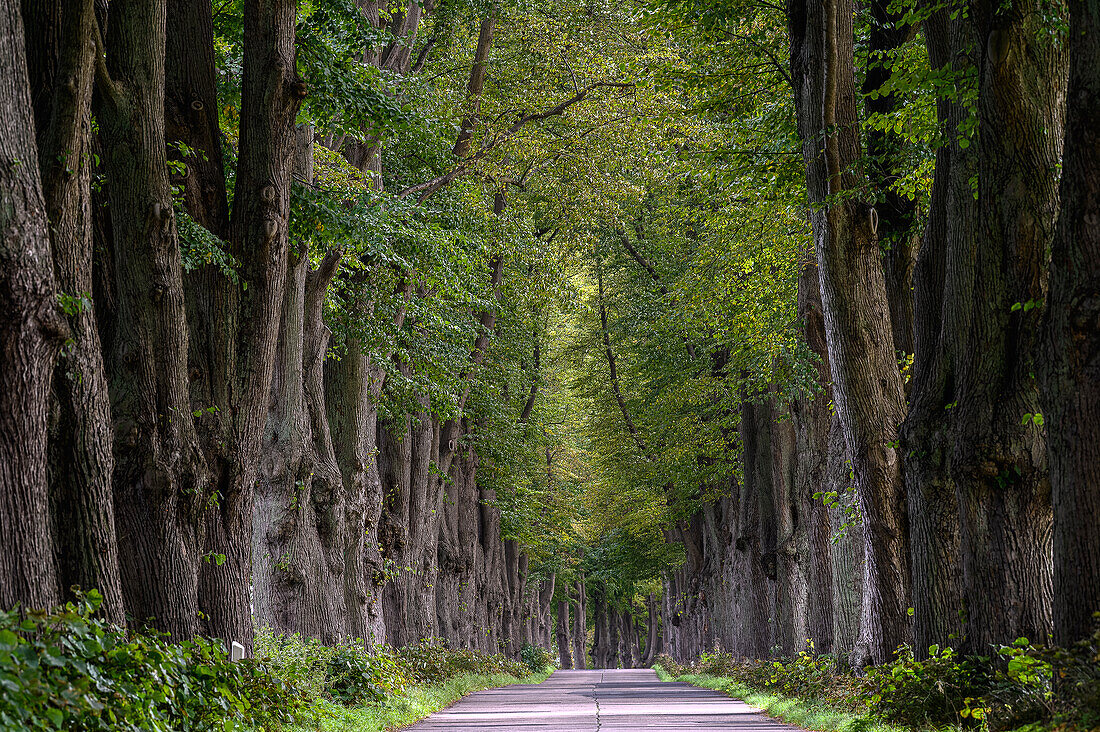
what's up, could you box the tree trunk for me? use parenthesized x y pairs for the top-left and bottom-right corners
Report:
(0, 0), (65, 612)
(793, 261), (836, 653)
(99, 0), (207, 637)
(23, 0), (124, 622)
(1040, 0), (1100, 648)
(572, 576), (587, 668)
(737, 398), (775, 658)
(899, 6), (973, 656)
(556, 599), (573, 668)
(641, 593), (659, 666)
(325, 338), (388, 644)
(253, 252), (346, 643)
(771, 400), (808, 657)
(788, 0), (910, 665)
(607, 597), (620, 668)
(947, 0), (1065, 655)
(198, 0), (303, 650)
(592, 585), (609, 668)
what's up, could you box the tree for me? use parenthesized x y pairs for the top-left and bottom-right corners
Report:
(789, 0), (910, 665)
(0, 0), (66, 613)
(1041, 0), (1100, 647)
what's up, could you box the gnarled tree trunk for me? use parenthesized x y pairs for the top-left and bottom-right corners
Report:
(788, 0), (910, 665)
(23, 0), (124, 621)
(0, 0), (65, 612)
(1041, 0), (1100, 648)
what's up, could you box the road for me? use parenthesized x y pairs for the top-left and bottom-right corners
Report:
(405, 668), (802, 731)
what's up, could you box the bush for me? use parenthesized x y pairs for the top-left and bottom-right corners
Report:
(1032, 619), (1100, 730)
(325, 643), (409, 703)
(663, 628), (1100, 732)
(866, 644), (997, 727)
(520, 643), (551, 674)
(0, 592), (302, 732)
(254, 626), (334, 701)
(396, 641), (527, 684)
(653, 652), (685, 677)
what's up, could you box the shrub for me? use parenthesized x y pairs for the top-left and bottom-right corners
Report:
(1032, 619), (1100, 730)
(653, 652), (685, 676)
(520, 643), (551, 674)
(0, 592), (302, 732)
(325, 643), (409, 703)
(664, 630), (1100, 732)
(396, 641), (527, 684)
(866, 644), (997, 727)
(254, 626), (334, 701)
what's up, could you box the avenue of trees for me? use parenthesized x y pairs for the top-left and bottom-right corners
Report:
(0, 0), (1098, 678)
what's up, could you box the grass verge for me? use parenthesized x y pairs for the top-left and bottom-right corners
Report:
(653, 665), (916, 732)
(292, 668), (553, 732)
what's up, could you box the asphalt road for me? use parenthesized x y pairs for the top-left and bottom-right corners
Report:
(405, 668), (802, 731)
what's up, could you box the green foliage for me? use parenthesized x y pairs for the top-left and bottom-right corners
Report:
(324, 646), (405, 704)
(664, 629), (1100, 732)
(0, 593), (302, 732)
(299, 668), (554, 732)
(395, 641), (528, 684)
(867, 645), (998, 727)
(519, 644), (552, 674)
(176, 209), (240, 282)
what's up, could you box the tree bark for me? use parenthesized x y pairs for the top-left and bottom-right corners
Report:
(900, 6), (973, 656)
(1040, 0), (1100, 648)
(788, 0), (910, 665)
(737, 398), (776, 658)
(641, 593), (659, 666)
(0, 0), (65, 613)
(556, 599), (573, 668)
(253, 252), (346, 643)
(23, 0), (124, 622)
(572, 575), (587, 668)
(194, 0), (303, 648)
(946, 0), (1065, 655)
(794, 262), (836, 653)
(99, 0), (207, 637)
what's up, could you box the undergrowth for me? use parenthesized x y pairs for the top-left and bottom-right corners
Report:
(655, 620), (1100, 732)
(1, 592), (553, 731)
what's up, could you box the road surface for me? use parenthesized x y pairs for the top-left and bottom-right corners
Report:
(406, 668), (802, 731)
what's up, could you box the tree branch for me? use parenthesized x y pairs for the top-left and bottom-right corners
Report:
(397, 81), (634, 202)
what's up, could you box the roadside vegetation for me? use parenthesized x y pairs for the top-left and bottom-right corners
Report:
(655, 624), (1100, 732)
(0, 593), (553, 732)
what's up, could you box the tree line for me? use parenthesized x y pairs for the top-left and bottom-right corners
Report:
(0, 0), (657, 657)
(0, 0), (1096, 672)
(576, 0), (1098, 668)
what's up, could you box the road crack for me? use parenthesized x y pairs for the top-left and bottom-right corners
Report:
(594, 671), (603, 730)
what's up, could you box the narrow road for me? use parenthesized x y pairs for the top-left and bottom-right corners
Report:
(406, 668), (803, 730)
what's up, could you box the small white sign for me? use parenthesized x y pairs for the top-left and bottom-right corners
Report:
(230, 641), (246, 662)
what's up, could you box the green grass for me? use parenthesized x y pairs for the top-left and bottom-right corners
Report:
(290, 668), (553, 732)
(653, 665), (915, 732)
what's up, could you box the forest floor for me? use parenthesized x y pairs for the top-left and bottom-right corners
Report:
(400, 668), (807, 731)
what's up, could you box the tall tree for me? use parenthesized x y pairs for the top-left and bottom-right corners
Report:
(196, 0), (305, 647)
(0, 0), (66, 613)
(96, 0), (209, 637)
(23, 0), (125, 621)
(788, 0), (911, 665)
(1041, 0), (1100, 647)
(900, 1), (974, 656)
(950, 0), (1065, 653)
